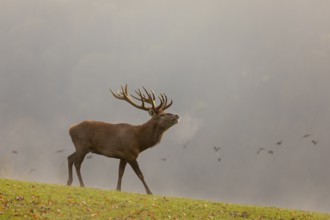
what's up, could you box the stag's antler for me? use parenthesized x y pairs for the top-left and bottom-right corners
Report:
(110, 85), (173, 114)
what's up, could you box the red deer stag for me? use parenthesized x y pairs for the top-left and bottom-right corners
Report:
(67, 85), (179, 194)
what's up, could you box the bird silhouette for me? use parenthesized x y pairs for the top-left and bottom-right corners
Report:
(212, 147), (222, 162)
(256, 147), (265, 155)
(268, 150), (274, 155)
(86, 155), (93, 159)
(12, 150), (18, 154)
(276, 140), (283, 146)
(55, 149), (65, 153)
(161, 154), (172, 162)
(301, 134), (311, 139)
(312, 140), (318, 145)
(28, 168), (36, 174)
(182, 141), (190, 149)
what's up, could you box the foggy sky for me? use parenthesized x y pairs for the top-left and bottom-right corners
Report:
(1, 0), (330, 213)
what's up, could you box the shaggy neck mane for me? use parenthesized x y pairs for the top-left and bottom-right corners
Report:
(138, 118), (166, 152)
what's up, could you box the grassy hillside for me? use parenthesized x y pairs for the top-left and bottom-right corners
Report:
(0, 178), (329, 219)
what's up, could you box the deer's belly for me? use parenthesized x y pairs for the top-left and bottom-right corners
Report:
(90, 146), (138, 161)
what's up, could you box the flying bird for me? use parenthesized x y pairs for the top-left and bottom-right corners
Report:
(182, 142), (189, 149)
(276, 140), (283, 146)
(312, 140), (318, 145)
(86, 155), (93, 159)
(212, 147), (222, 162)
(55, 149), (65, 153)
(12, 150), (18, 154)
(256, 147), (265, 155)
(301, 134), (311, 139)
(161, 154), (172, 162)
(268, 150), (274, 155)
(28, 168), (36, 174)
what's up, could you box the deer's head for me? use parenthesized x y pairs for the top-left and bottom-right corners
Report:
(110, 85), (179, 130)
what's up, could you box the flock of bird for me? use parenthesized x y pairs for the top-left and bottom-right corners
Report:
(213, 146), (222, 162)
(256, 134), (319, 156)
(5, 134), (320, 175)
(157, 133), (320, 164)
(52, 133), (319, 163)
(160, 143), (224, 163)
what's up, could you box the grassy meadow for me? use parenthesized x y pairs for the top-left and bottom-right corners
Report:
(0, 178), (329, 219)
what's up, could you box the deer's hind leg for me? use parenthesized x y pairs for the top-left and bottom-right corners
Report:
(74, 150), (89, 187)
(116, 159), (127, 191)
(67, 141), (90, 187)
(67, 152), (77, 186)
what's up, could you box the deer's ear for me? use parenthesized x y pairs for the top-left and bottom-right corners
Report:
(148, 109), (157, 116)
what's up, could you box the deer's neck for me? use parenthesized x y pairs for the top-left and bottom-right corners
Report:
(137, 118), (166, 152)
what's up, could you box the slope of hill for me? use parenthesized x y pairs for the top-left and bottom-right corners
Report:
(0, 178), (329, 219)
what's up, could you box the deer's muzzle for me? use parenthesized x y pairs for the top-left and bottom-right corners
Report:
(172, 114), (179, 124)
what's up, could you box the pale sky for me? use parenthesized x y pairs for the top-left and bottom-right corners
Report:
(1, 0), (330, 213)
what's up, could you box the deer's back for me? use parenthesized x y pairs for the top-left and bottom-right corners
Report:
(69, 120), (134, 140)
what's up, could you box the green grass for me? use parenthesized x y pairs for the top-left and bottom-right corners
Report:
(0, 178), (329, 219)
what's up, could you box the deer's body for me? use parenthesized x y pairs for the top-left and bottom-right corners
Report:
(67, 85), (179, 194)
(69, 118), (169, 160)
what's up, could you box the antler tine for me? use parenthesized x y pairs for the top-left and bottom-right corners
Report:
(156, 94), (165, 110)
(159, 93), (173, 111)
(149, 89), (158, 109)
(123, 84), (128, 96)
(150, 89), (156, 100)
(112, 84), (125, 98)
(132, 89), (144, 101)
(142, 87), (150, 99)
(164, 99), (173, 110)
(109, 87), (123, 99)
(161, 93), (167, 104)
(142, 87), (156, 108)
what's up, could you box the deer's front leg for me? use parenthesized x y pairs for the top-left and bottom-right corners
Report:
(129, 160), (152, 195)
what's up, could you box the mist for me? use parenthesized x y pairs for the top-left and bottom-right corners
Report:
(1, 0), (330, 213)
